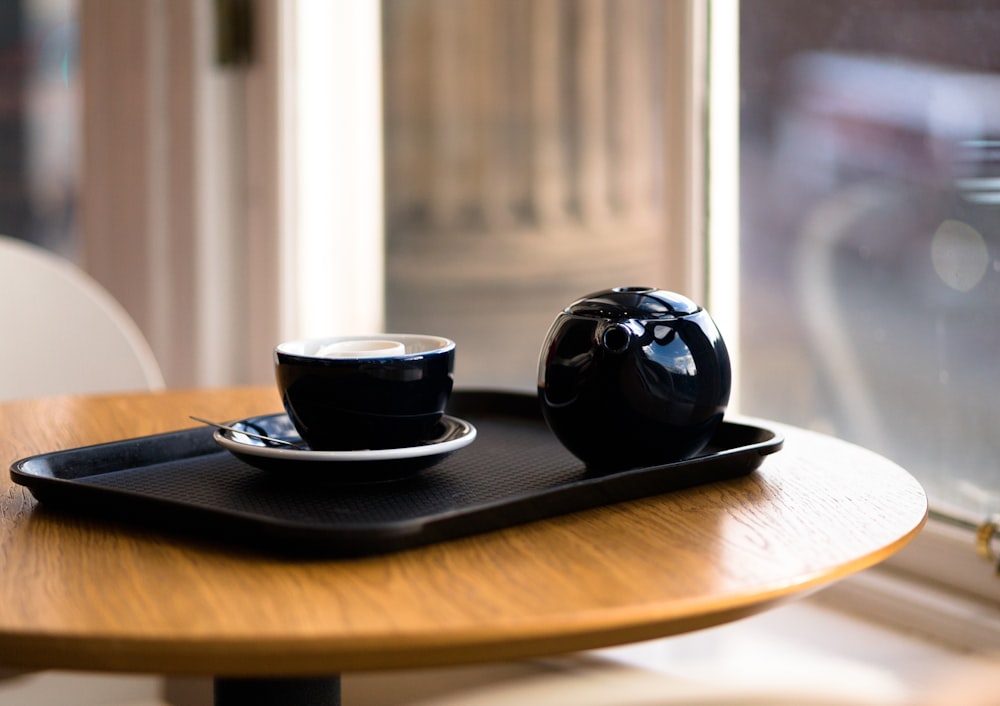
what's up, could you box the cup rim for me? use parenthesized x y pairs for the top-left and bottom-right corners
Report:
(275, 333), (455, 361)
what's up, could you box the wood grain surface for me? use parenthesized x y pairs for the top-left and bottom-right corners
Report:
(0, 388), (926, 676)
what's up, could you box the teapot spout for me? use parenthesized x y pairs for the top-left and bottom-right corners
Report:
(599, 321), (644, 354)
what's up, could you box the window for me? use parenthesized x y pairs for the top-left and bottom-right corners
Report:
(736, 0), (1000, 628)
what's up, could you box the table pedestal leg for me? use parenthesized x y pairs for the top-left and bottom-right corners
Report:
(214, 676), (341, 706)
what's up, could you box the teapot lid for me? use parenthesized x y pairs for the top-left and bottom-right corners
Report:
(564, 286), (701, 320)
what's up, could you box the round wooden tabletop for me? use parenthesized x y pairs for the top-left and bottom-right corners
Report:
(0, 387), (926, 677)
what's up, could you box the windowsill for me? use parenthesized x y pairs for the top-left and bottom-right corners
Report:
(591, 595), (974, 704)
(811, 515), (1000, 654)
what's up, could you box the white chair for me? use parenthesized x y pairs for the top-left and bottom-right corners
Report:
(0, 234), (168, 704)
(0, 235), (164, 400)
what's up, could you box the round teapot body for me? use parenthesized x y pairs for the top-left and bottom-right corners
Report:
(537, 287), (731, 471)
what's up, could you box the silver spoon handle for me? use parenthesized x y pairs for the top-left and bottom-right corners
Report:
(189, 416), (303, 449)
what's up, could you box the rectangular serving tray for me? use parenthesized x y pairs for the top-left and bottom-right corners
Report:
(10, 390), (782, 557)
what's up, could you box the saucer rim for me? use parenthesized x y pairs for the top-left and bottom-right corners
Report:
(213, 413), (477, 463)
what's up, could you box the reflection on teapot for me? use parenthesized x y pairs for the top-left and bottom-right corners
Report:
(537, 286), (731, 472)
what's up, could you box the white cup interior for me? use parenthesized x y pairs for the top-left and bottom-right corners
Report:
(315, 339), (407, 359)
(277, 334), (455, 359)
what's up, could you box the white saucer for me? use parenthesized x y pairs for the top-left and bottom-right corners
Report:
(213, 413), (477, 481)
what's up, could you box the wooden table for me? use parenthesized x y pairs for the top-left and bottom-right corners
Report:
(0, 387), (927, 705)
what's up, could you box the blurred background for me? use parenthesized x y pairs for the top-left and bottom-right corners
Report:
(0, 0), (77, 257)
(2, 0), (1000, 525)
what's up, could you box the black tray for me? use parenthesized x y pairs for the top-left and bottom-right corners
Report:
(10, 391), (783, 557)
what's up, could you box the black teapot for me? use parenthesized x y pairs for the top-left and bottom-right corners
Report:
(537, 286), (731, 472)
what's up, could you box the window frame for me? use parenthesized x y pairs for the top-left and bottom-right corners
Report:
(78, 0), (282, 387)
(78, 0), (386, 387)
